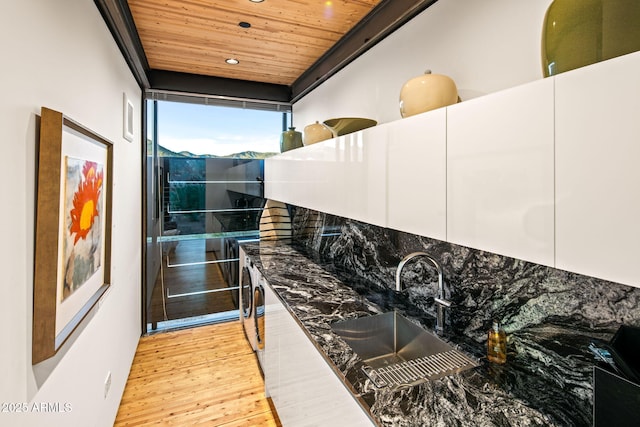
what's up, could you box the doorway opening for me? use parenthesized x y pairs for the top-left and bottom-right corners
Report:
(143, 92), (291, 333)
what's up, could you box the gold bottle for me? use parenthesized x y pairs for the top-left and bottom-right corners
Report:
(487, 320), (507, 364)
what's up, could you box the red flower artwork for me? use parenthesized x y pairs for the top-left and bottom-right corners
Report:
(69, 161), (104, 244)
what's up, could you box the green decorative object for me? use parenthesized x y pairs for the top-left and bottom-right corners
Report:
(323, 117), (377, 136)
(542, 0), (640, 77)
(280, 127), (303, 152)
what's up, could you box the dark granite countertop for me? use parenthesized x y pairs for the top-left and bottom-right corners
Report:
(241, 239), (610, 426)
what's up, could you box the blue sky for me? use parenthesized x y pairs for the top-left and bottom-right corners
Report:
(156, 101), (286, 156)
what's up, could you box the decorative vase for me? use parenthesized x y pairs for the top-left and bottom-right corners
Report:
(322, 117), (377, 136)
(259, 199), (291, 241)
(303, 121), (334, 145)
(399, 70), (458, 118)
(542, 0), (640, 77)
(280, 127), (303, 152)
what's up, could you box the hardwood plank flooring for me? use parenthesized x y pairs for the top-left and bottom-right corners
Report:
(115, 321), (280, 426)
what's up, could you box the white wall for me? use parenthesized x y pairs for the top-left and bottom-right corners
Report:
(0, 0), (141, 425)
(293, 0), (553, 128)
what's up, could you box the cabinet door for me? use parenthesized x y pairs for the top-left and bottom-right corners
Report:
(447, 78), (555, 266)
(555, 52), (640, 287)
(263, 282), (373, 426)
(263, 281), (282, 404)
(265, 126), (387, 227)
(387, 108), (446, 240)
(339, 125), (388, 227)
(277, 308), (373, 426)
(264, 139), (341, 214)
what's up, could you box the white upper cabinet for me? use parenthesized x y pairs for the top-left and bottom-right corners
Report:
(265, 125), (388, 227)
(265, 137), (341, 215)
(555, 52), (640, 287)
(340, 124), (389, 227)
(264, 137), (345, 215)
(446, 78), (555, 267)
(387, 108), (447, 240)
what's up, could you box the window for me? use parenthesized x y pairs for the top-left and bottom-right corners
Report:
(144, 93), (291, 331)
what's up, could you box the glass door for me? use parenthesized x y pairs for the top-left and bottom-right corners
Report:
(143, 95), (290, 332)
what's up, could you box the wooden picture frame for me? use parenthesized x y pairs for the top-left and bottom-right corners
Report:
(33, 107), (113, 364)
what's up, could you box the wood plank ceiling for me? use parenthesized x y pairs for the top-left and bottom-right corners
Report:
(96, 0), (439, 102)
(128, 0), (382, 87)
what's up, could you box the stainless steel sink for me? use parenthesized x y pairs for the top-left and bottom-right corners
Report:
(331, 312), (477, 388)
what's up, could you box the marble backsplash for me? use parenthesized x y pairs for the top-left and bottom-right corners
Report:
(288, 205), (640, 421)
(290, 206), (640, 334)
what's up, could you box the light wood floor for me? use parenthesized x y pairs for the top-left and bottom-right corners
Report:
(114, 321), (281, 426)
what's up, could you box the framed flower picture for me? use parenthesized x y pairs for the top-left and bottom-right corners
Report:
(33, 107), (113, 364)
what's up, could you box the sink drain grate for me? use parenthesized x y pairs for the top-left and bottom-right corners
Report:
(362, 349), (477, 388)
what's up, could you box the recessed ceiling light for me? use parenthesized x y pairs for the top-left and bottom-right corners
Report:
(225, 58), (239, 65)
(249, 0), (264, 3)
(239, 21), (251, 28)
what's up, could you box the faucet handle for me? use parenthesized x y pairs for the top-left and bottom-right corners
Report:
(434, 297), (452, 308)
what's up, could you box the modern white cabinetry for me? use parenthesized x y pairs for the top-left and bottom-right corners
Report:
(265, 125), (388, 227)
(263, 281), (373, 426)
(266, 52), (640, 287)
(264, 138), (334, 215)
(387, 108), (447, 240)
(340, 124), (388, 226)
(554, 52), (640, 287)
(446, 78), (555, 267)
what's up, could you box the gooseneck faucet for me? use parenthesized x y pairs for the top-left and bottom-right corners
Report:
(395, 252), (452, 335)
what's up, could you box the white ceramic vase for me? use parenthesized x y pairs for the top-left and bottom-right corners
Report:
(303, 121), (333, 145)
(399, 70), (458, 118)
